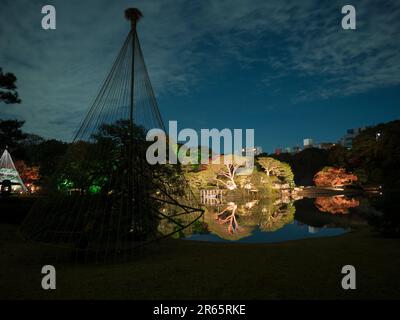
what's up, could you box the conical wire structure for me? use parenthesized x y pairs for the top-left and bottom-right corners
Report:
(0, 149), (27, 192)
(20, 8), (203, 262)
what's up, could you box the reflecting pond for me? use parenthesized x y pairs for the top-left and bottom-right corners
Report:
(182, 193), (384, 243)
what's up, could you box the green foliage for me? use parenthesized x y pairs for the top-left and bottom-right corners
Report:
(191, 220), (209, 234)
(351, 120), (400, 188)
(279, 162), (295, 186)
(185, 155), (289, 196)
(88, 184), (102, 194)
(5, 115), (399, 191)
(58, 178), (74, 191)
(27, 139), (68, 183)
(257, 157), (294, 186)
(257, 157), (280, 175)
(185, 169), (217, 192)
(179, 145), (212, 172)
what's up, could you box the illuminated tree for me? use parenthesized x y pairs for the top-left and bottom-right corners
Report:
(257, 157), (281, 176)
(278, 162), (295, 186)
(257, 157), (294, 186)
(211, 154), (247, 190)
(14, 160), (40, 185)
(313, 166), (358, 187)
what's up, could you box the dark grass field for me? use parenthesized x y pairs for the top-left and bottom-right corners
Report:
(1, 222), (400, 300)
(0, 196), (38, 224)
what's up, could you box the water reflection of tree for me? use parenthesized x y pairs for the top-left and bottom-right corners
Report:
(314, 196), (360, 214)
(216, 202), (239, 234)
(259, 202), (296, 232)
(204, 203), (252, 241)
(201, 199), (296, 241)
(295, 197), (368, 231)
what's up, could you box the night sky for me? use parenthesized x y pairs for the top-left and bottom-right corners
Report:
(0, 0), (399, 153)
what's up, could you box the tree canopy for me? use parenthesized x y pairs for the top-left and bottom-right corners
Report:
(271, 148), (330, 186)
(350, 120), (400, 188)
(0, 119), (26, 150)
(0, 68), (21, 104)
(313, 167), (358, 187)
(257, 157), (294, 186)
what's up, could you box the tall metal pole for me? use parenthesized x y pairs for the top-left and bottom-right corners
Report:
(125, 8), (142, 123)
(125, 8), (143, 233)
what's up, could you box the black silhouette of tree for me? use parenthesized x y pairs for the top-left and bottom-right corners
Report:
(0, 68), (21, 104)
(0, 119), (26, 149)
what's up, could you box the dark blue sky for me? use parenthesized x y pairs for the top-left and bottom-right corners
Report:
(0, 0), (399, 152)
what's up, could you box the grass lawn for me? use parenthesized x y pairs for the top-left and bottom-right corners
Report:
(1, 223), (399, 300)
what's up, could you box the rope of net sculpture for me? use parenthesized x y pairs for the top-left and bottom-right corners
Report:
(20, 8), (204, 262)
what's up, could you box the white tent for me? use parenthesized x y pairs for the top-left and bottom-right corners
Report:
(0, 149), (28, 192)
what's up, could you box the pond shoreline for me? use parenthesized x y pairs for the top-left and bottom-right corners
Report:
(298, 186), (373, 198)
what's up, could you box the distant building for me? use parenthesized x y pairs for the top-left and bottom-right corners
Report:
(242, 146), (262, 156)
(284, 147), (292, 153)
(274, 148), (282, 155)
(303, 138), (314, 149)
(340, 127), (369, 149)
(318, 142), (336, 150)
